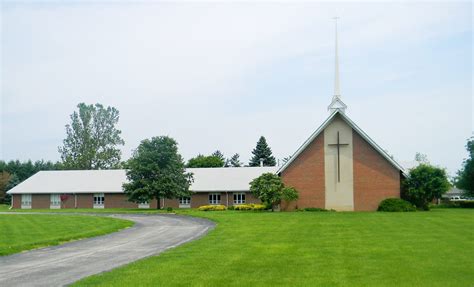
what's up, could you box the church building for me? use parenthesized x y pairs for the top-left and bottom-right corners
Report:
(7, 21), (405, 211)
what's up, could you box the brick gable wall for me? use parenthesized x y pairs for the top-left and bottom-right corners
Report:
(352, 130), (400, 211)
(280, 133), (325, 210)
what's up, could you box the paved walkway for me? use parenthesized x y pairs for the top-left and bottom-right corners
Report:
(0, 214), (215, 287)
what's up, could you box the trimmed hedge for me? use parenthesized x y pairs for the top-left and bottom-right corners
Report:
(378, 198), (416, 212)
(459, 201), (474, 208)
(233, 204), (266, 211)
(299, 207), (333, 212)
(198, 205), (227, 211)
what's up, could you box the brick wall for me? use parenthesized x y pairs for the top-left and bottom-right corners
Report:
(12, 194), (20, 209)
(162, 192), (261, 208)
(31, 194), (50, 209)
(105, 193), (138, 209)
(352, 130), (401, 211)
(281, 133), (325, 210)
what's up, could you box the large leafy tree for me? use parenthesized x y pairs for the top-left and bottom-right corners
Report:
(250, 173), (298, 211)
(187, 154), (224, 168)
(402, 164), (450, 210)
(249, 136), (276, 167)
(58, 103), (124, 169)
(123, 136), (193, 208)
(456, 137), (474, 197)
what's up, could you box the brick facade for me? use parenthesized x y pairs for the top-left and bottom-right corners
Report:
(11, 192), (258, 209)
(280, 133), (325, 210)
(352, 130), (401, 211)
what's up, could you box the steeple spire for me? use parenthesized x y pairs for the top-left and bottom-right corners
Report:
(328, 17), (347, 114)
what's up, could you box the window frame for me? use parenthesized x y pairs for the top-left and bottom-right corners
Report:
(233, 192), (246, 205)
(179, 197), (191, 208)
(21, 194), (32, 209)
(50, 194), (61, 209)
(208, 193), (221, 205)
(93, 193), (105, 209)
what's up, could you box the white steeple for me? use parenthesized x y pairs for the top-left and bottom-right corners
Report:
(328, 17), (347, 114)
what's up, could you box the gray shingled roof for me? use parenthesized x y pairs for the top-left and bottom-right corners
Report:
(7, 167), (279, 194)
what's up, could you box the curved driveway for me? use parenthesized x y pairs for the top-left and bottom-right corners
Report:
(0, 214), (215, 287)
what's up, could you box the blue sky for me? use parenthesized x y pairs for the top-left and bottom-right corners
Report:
(1, 1), (472, 175)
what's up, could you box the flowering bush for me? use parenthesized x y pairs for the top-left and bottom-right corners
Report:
(198, 205), (227, 211)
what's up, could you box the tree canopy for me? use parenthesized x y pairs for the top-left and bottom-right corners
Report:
(187, 154), (225, 168)
(123, 136), (193, 207)
(455, 137), (474, 197)
(249, 136), (276, 167)
(402, 163), (450, 210)
(249, 173), (298, 211)
(58, 103), (124, 169)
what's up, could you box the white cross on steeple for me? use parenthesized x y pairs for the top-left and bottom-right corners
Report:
(328, 17), (347, 114)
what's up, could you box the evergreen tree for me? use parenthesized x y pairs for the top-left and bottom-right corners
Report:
(456, 137), (474, 197)
(249, 136), (276, 167)
(212, 150), (225, 163)
(229, 153), (242, 167)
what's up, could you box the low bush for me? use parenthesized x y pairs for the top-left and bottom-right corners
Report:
(459, 201), (474, 208)
(233, 204), (266, 211)
(166, 207), (173, 212)
(198, 205), (227, 211)
(378, 198), (416, 212)
(302, 207), (332, 212)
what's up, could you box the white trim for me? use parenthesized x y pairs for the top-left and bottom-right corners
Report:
(93, 193), (105, 209)
(50, 194), (61, 209)
(138, 202), (150, 209)
(276, 110), (405, 175)
(233, 192), (246, 204)
(179, 197), (191, 208)
(21, 194), (32, 209)
(208, 193), (221, 205)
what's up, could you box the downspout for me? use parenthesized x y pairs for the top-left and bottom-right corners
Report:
(74, 194), (77, 209)
(9, 194), (12, 210)
(226, 192), (229, 206)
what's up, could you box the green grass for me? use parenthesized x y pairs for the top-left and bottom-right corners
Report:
(74, 209), (474, 287)
(0, 214), (133, 256)
(0, 204), (10, 211)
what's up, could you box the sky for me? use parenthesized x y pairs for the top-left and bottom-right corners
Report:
(1, 1), (472, 176)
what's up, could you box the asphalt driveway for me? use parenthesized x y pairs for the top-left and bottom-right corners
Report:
(0, 214), (215, 287)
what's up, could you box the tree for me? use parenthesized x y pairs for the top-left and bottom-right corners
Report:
(58, 103), (124, 170)
(229, 153), (242, 167)
(282, 156), (292, 165)
(249, 136), (276, 167)
(0, 171), (11, 204)
(123, 136), (193, 208)
(187, 154), (224, 168)
(402, 164), (450, 210)
(212, 150), (225, 162)
(249, 173), (299, 211)
(456, 137), (474, 197)
(415, 152), (429, 164)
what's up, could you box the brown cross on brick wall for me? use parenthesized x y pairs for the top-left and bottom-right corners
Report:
(328, 131), (349, 182)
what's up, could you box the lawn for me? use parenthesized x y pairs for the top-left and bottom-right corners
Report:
(0, 214), (133, 256)
(74, 209), (474, 287)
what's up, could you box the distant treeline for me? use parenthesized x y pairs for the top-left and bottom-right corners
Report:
(0, 160), (63, 204)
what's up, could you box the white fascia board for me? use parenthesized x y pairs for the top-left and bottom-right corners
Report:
(277, 110), (339, 174)
(277, 110), (406, 175)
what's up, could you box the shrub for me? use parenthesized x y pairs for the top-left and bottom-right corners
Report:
(303, 207), (332, 212)
(233, 204), (266, 211)
(166, 207), (173, 212)
(378, 198), (416, 212)
(459, 201), (474, 208)
(198, 205), (226, 211)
